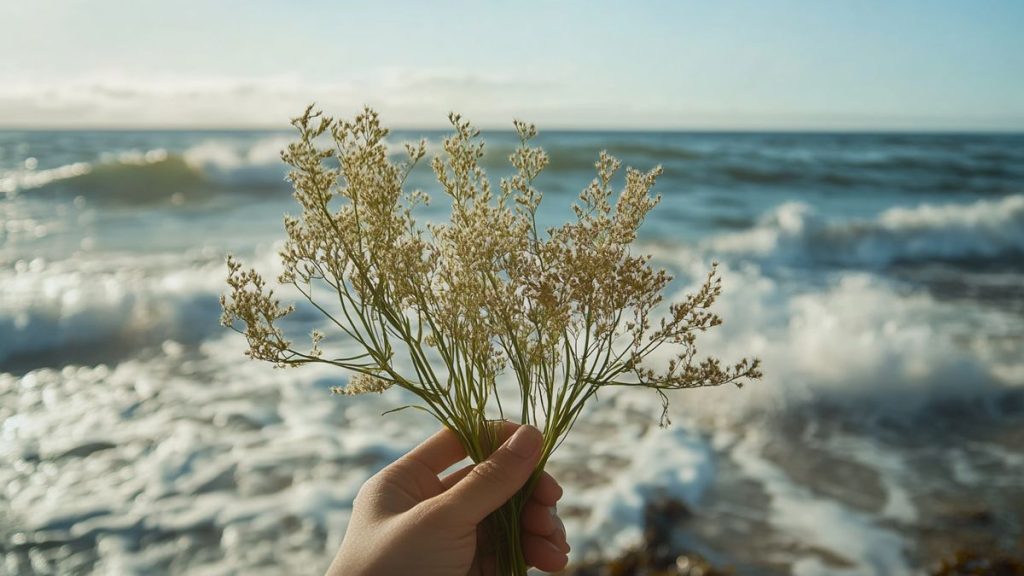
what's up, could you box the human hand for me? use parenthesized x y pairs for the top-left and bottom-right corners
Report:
(326, 423), (570, 576)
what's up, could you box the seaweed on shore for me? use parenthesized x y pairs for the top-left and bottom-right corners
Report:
(931, 550), (1024, 576)
(558, 498), (733, 576)
(556, 497), (1024, 576)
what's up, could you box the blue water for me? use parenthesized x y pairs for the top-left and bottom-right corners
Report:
(4, 130), (1022, 260)
(1, 129), (1022, 574)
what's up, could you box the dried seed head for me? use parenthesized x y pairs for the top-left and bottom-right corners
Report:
(221, 105), (760, 446)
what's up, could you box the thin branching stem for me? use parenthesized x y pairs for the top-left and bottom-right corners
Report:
(221, 106), (761, 576)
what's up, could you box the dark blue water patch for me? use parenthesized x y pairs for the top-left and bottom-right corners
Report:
(400, 129), (1021, 197)
(673, 133), (1022, 195)
(6, 129), (1024, 275)
(7, 130), (1022, 217)
(889, 263), (1024, 311)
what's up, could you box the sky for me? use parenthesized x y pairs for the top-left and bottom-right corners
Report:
(2, 0), (1022, 131)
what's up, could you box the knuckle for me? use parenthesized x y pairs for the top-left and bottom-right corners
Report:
(467, 460), (506, 487)
(353, 479), (381, 509)
(414, 498), (451, 524)
(353, 469), (396, 509)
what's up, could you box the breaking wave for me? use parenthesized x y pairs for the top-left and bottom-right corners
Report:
(708, 194), (1024, 269)
(650, 260), (1024, 424)
(2, 138), (294, 204)
(0, 256), (227, 369)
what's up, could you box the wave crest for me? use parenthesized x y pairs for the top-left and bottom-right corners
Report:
(709, 195), (1024, 268)
(4, 138), (293, 204)
(0, 257), (225, 369)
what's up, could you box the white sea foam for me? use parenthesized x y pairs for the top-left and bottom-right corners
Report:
(0, 149), (179, 197)
(564, 424), (715, 556)
(178, 135), (436, 188)
(0, 255), (224, 365)
(818, 434), (917, 524)
(1, 261), (1019, 573)
(182, 137), (291, 187)
(2, 190), (1021, 573)
(98, 149), (170, 166)
(0, 243), (299, 368)
(649, 254), (1021, 421)
(0, 327), (716, 574)
(0, 161), (94, 195)
(728, 431), (910, 576)
(0, 332), (437, 575)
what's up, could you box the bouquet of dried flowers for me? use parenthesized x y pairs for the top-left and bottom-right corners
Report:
(221, 106), (761, 575)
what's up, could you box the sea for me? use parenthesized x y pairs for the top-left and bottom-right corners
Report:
(1, 128), (1022, 575)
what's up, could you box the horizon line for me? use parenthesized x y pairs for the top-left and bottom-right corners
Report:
(2, 124), (1023, 136)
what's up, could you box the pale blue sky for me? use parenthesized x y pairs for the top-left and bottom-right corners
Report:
(2, 0), (1022, 130)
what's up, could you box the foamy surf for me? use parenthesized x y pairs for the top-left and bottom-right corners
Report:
(708, 194), (1024, 269)
(2, 129), (1022, 575)
(1, 138), (293, 206)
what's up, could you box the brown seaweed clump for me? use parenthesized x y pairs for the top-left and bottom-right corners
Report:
(931, 549), (1024, 576)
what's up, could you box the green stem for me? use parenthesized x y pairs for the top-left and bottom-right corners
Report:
(486, 494), (529, 576)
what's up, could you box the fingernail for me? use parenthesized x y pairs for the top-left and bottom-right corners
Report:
(507, 425), (541, 458)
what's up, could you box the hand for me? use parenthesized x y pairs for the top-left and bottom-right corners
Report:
(326, 423), (570, 576)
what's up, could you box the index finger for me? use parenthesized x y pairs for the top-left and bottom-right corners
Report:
(529, 471), (563, 506)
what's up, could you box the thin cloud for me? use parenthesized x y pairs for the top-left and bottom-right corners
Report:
(1, 70), (1019, 131)
(0, 70), (556, 129)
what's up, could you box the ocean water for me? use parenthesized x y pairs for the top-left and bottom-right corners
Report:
(1, 128), (1023, 575)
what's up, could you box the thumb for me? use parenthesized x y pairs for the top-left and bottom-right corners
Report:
(440, 425), (543, 524)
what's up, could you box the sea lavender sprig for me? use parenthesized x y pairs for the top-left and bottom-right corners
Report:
(220, 105), (761, 575)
